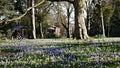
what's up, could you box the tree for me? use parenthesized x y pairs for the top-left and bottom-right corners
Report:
(53, 2), (73, 38)
(0, 0), (18, 36)
(109, 0), (120, 37)
(0, 0), (18, 20)
(103, 0), (115, 37)
(61, 2), (73, 38)
(14, 0), (27, 14)
(35, 1), (53, 38)
(26, 0), (36, 39)
(31, 0), (36, 39)
(0, 0), (45, 26)
(48, 0), (89, 39)
(91, 0), (116, 37)
(73, 0), (89, 39)
(0, 0), (89, 39)
(86, 0), (93, 34)
(0, 0), (47, 39)
(92, 0), (105, 37)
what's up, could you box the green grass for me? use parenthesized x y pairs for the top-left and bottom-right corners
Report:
(0, 39), (120, 68)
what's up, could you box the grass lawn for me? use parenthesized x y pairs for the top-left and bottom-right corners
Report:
(0, 39), (120, 68)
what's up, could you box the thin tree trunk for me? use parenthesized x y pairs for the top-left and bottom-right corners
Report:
(67, 3), (70, 38)
(67, 29), (70, 38)
(39, 22), (43, 38)
(107, 22), (110, 37)
(31, 0), (36, 39)
(87, 8), (91, 34)
(86, 1), (91, 34)
(100, 6), (105, 37)
(101, 13), (105, 37)
(87, 16), (91, 33)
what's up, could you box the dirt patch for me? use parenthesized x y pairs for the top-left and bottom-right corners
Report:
(0, 50), (18, 56)
(0, 51), (12, 56)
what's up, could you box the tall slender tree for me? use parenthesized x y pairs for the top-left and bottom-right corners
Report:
(92, 0), (116, 37)
(27, 0), (36, 39)
(86, 0), (93, 34)
(31, 0), (36, 39)
(54, 2), (73, 38)
(64, 2), (73, 38)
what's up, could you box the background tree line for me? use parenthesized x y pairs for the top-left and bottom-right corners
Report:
(0, 0), (120, 39)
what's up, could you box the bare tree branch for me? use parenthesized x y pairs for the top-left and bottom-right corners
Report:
(47, 0), (74, 4)
(61, 22), (68, 30)
(0, 0), (45, 24)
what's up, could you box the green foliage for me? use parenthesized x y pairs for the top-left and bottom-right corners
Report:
(110, 1), (120, 37)
(0, 22), (15, 38)
(95, 34), (105, 38)
(14, 0), (27, 14)
(0, 0), (17, 19)
(89, 0), (120, 37)
(103, 7), (114, 24)
(0, 0), (21, 38)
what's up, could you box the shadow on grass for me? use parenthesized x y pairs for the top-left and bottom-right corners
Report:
(0, 42), (120, 68)
(0, 53), (119, 68)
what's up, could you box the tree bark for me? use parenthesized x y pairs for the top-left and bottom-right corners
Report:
(73, 0), (80, 39)
(47, 0), (89, 39)
(99, 3), (105, 37)
(100, 10), (105, 37)
(87, 15), (91, 33)
(74, 0), (89, 39)
(66, 2), (70, 38)
(39, 22), (43, 38)
(31, 0), (36, 39)
(86, 1), (92, 34)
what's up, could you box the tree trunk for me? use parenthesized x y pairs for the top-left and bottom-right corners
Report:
(74, 0), (89, 39)
(87, 15), (91, 33)
(87, 9), (91, 34)
(47, 0), (90, 39)
(100, 6), (105, 37)
(39, 22), (43, 38)
(67, 3), (70, 38)
(31, 0), (36, 39)
(101, 12), (105, 37)
(66, 28), (70, 38)
(74, 1), (80, 39)
(87, 2), (92, 34)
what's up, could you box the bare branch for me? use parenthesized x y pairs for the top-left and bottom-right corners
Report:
(61, 22), (68, 30)
(0, 0), (45, 24)
(47, 0), (74, 4)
